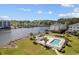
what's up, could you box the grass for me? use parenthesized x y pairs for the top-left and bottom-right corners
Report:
(62, 34), (79, 55)
(0, 37), (56, 55)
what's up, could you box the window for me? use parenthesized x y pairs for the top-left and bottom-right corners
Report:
(73, 27), (75, 29)
(69, 26), (72, 29)
(0, 21), (2, 27)
(3, 21), (7, 27)
(77, 27), (79, 29)
(69, 26), (72, 30)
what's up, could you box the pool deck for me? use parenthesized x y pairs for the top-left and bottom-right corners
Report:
(35, 35), (66, 50)
(47, 36), (65, 50)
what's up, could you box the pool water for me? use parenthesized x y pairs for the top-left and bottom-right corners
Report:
(50, 39), (60, 45)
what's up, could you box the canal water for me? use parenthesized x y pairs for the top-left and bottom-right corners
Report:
(0, 27), (49, 45)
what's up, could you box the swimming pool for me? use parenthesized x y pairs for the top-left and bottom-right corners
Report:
(50, 39), (61, 45)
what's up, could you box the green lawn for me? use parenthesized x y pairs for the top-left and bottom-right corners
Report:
(62, 34), (79, 55)
(0, 37), (56, 55)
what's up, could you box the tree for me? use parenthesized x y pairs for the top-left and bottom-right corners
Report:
(58, 18), (79, 25)
(30, 32), (34, 36)
(43, 37), (48, 45)
(29, 32), (36, 40)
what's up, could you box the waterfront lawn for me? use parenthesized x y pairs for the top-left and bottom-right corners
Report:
(0, 37), (56, 55)
(48, 32), (79, 55)
(0, 32), (79, 55)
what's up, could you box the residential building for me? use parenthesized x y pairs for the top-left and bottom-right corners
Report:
(68, 23), (79, 32)
(0, 20), (11, 29)
(50, 23), (67, 32)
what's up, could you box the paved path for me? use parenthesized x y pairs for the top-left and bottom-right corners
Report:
(54, 49), (63, 55)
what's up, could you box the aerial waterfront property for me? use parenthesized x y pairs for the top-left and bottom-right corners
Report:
(0, 1), (79, 59)
(0, 4), (79, 55)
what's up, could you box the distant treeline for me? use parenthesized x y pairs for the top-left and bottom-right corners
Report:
(58, 18), (79, 25)
(10, 18), (79, 28)
(10, 20), (56, 28)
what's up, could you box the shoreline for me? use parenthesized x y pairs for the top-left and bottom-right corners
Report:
(0, 36), (29, 49)
(0, 32), (41, 49)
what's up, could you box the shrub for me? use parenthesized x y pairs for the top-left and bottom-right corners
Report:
(64, 37), (72, 42)
(65, 32), (71, 37)
(75, 32), (79, 36)
(30, 37), (34, 40)
(45, 31), (49, 34)
(66, 43), (72, 47)
(30, 35), (36, 40)
(61, 50), (65, 53)
(58, 50), (61, 52)
(62, 45), (65, 48)
(33, 35), (36, 38)
(30, 37), (33, 40)
(30, 32), (34, 36)
(50, 30), (66, 34)
(59, 30), (65, 34)
(68, 31), (78, 36)
(78, 37), (79, 39)
(33, 41), (38, 45)
(44, 46), (51, 50)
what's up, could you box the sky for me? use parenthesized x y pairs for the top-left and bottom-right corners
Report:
(0, 4), (79, 21)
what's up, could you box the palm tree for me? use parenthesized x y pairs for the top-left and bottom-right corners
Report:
(43, 37), (51, 50)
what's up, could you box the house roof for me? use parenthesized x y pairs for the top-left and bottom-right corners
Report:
(69, 23), (79, 26)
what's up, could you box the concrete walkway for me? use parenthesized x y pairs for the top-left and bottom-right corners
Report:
(54, 49), (63, 55)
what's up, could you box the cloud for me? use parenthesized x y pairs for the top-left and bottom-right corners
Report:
(48, 11), (53, 14)
(0, 16), (11, 20)
(58, 13), (71, 17)
(18, 8), (32, 11)
(58, 7), (79, 18)
(60, 4), (74, 7)
(37, 10), (43, 14)
(73, 8), (79, 12)
(36, 10), (53, 15)
(58, 12), (79, 18)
